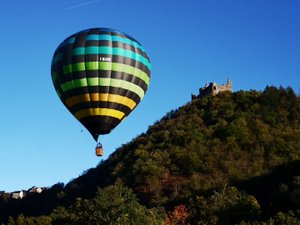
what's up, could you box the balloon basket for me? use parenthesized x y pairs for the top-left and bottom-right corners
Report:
(95, 143), (103, 157)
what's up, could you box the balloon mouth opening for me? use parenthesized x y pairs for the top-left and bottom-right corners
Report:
(91, 130), (110, 142)
(80, 117), (118, 141)
(93, 134), (99, 142)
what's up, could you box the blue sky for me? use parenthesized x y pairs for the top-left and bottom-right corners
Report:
(0, 0), (299, 192)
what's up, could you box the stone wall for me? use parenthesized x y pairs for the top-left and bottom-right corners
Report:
(192, 80), (232, 100)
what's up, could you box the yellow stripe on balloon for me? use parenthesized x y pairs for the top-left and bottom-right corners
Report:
(75, 108), (125, 120)
(65, 93), (137, 110)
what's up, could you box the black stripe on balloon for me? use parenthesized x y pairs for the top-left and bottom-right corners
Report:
(61, 86), (141, 105)
(51, 63), (64, 81)
(68, 101), (132, 117)
(80, 115), (121, 135)
(56, 70), (148, 93)
(53, 45), (74, 68)
(51, 68), (65, 97)
(73, 31), (88, 48)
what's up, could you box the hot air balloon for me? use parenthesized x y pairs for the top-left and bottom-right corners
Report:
(51, 28), (151, 156)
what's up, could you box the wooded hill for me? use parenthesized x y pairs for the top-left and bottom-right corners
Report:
(1, 86), (300, 224)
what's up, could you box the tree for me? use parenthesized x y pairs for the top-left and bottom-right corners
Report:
(51, 181), (165, 225)
(188, 186), (261, 224)
(167, 205), (189, 225)
(6, 214), (52, 225)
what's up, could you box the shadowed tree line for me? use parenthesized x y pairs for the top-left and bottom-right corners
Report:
(1, 85), (300, 224)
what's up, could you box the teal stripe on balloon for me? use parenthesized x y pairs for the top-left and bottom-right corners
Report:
(57, 37), (76, 49)
(52, 53), (63, 65)
(71, 46), (151, 70)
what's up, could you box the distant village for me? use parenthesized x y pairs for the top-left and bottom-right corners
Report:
(0, 186), (47, 200)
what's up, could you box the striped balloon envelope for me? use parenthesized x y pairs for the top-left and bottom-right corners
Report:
(51, 28), (151, 142)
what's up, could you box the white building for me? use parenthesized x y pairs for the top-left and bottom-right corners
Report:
(11, 190), (25, 199)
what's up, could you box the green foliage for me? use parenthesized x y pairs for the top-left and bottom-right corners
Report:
(6, 214), (52, 225)
(51, 181), (165, 225)
(188, 186), (261, 224)
(239, 210), (300, 224)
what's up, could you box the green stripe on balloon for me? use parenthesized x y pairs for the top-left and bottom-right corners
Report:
(62, 61), (150, 85)
(51, 71), (58, 82)
(60, 78), (145, 99)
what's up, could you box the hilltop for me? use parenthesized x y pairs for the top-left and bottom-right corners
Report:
(1, 86), (300, 224)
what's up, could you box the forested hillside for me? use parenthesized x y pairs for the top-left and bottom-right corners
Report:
(1, 86), (300, 224)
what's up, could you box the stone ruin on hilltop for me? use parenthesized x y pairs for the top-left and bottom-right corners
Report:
(192, 79), (232, 100)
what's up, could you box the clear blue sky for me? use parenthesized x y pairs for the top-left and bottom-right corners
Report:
(0, 0), (299, 192)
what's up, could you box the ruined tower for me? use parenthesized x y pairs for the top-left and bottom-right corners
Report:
(192, 79), (232, 100)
